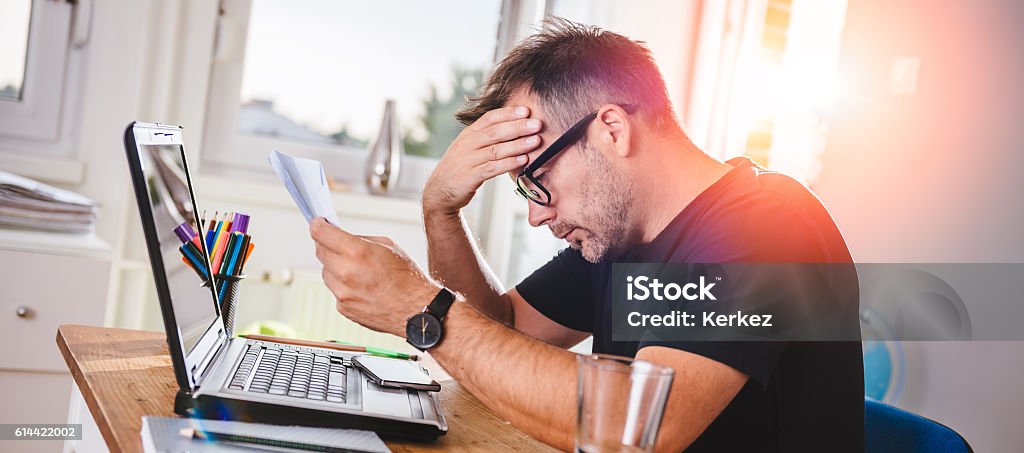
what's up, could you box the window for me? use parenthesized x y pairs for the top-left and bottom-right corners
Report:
(688, 0), (848, 184)
(203, 0), (505, 187)
(0, 1), (31, 102)
(0, 0), (79, 154)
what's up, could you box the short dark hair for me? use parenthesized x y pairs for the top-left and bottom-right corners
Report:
(456, 17), (678, 134)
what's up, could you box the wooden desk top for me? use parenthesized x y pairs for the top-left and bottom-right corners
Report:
(57, 324), (557, 453)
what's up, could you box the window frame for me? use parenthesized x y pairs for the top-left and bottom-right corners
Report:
(0, 0), (75, 145)
(200, 0), (514, 182)
(0, 0), (87, 183)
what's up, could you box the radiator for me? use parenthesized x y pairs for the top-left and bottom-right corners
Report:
(280, 270), (409, 351)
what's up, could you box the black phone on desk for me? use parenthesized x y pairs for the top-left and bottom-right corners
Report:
(353, 355), (442, 392)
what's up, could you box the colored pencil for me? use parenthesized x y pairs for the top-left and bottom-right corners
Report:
(216, 233), (238, 300)
(179, 244), (208, 279)
(210, 233), (229, 274)
(242, 243), (255, 266)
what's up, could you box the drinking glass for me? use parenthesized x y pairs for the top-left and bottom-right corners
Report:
(576, 353), (675, 453)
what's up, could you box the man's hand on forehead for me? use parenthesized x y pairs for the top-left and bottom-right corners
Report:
(422, 105), (544, 215)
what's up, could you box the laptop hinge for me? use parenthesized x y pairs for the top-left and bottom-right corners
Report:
(191, 333), (229, 391)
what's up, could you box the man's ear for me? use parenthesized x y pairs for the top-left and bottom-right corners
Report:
(595, 104), (632, 158)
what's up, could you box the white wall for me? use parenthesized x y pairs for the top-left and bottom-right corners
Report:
(814, 1), (1024, 450)
(67, 1), (149, 245)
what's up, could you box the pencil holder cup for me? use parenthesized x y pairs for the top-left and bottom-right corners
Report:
(214, 273), (246, 337)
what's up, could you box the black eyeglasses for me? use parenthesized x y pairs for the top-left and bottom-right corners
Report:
(514, 104), (637, 206)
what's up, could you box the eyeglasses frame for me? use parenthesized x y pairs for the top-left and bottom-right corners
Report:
(514, 103), (637, 206)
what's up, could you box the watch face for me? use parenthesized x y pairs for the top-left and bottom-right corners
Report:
(406, 312), (442, 349)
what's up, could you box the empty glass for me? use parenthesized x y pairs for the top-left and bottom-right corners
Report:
(576, 354), (675, 453)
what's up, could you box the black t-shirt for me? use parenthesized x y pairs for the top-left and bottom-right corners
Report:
(517, 157), (864, 452)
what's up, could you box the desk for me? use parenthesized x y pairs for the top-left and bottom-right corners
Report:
(56, 324), (558, 453)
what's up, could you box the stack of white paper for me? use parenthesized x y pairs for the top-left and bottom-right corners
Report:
(268, 150), (340, 225)
(0, 171), (97, 234)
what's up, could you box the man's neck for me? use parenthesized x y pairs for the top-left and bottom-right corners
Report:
(633, 136), (732, 245)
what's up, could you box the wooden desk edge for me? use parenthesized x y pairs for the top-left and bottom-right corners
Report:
(56, 324), (125, 453)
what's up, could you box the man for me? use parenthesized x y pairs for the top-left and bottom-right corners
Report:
(311, 19), (863, 452)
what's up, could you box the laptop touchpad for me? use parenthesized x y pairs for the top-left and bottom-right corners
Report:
(362, 381), (413, 418)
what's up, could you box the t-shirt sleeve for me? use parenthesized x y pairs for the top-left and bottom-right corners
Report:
(515, 247), (595, 333)
(637, 341), (785, 388)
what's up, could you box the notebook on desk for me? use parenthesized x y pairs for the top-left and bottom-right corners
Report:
(122, 122), (447, 440)
(141, 416), (392, 453)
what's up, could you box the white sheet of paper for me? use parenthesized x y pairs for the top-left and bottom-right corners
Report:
(268, 149), (340, 225)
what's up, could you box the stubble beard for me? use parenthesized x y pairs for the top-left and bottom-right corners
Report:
(572, 143), (633, 263)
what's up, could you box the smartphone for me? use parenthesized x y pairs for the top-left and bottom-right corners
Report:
(352, 355), (441, 392)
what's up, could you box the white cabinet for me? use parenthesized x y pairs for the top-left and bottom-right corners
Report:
(0, 230), (110, 453)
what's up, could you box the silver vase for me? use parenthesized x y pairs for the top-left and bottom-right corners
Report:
(365, 99), (403, 194)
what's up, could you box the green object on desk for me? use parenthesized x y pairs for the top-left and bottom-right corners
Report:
(329, 340), (415, 360)
(237, 320), (301, 339)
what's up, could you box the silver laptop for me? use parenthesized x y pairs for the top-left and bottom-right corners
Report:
(123, 122), (447, 440)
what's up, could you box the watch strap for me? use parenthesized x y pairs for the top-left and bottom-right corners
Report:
(426, 287), (455, 319)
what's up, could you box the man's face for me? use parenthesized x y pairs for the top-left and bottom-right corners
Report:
(505, 92), (634, 263)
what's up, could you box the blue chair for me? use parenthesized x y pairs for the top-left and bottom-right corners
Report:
(865, 398), (972, 452)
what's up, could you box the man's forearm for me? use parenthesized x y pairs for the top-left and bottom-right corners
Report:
(424, 209), (513, 323)
(430, 300), (578, 451)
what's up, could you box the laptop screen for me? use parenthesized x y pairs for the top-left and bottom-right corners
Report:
(137, 143), (219, 354)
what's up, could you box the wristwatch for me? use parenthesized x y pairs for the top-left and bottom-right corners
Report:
(405, 288), (455, 351)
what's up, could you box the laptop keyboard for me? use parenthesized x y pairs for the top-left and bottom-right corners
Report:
(228, 343), (348, 403)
